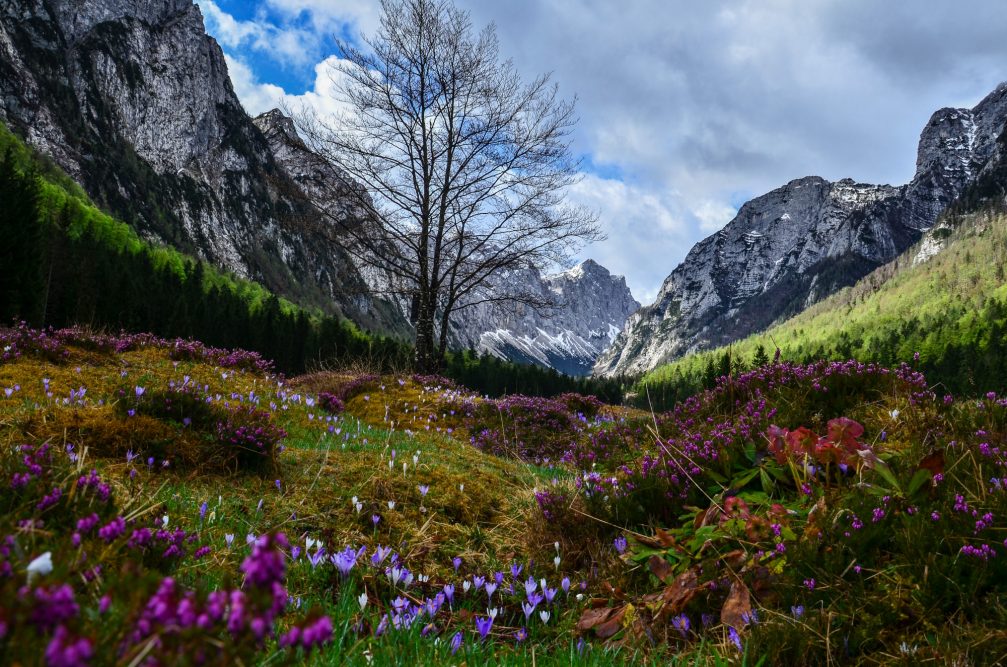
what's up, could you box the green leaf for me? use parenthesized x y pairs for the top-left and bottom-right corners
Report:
(872, 459), (902, 493)
(743, 442), (757, 463)
(907, 469), (932, 496)
(730, 468), (760, 490)
(760, 467), (775, 494)
(706, 470), (728, 484)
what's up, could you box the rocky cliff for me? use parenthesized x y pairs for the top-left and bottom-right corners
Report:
(0, 0), (405, 331)
(596, 83), (1007, 377)
(449, 260), (639, 376)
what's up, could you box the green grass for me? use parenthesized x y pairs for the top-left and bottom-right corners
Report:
(639, 209), (1007, 402)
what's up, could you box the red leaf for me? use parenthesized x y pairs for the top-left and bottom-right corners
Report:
(659, 569), (698, 616)
(577, 607), (615, 632)
(918, 449), (945, 477)
(648, 555), (673, 583)
(720, 580), (752, 630)
(595, 607), (627, 639)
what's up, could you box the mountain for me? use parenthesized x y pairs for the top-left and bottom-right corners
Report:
(0, 0), (631, 375)
(596, 83), (1007, 377)
(255, 106), (638, 375)
(0, 0), (405, 332)
(448, 260), (640, 376)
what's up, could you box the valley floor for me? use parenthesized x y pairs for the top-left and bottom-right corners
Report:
(4, 326), (1007, 665)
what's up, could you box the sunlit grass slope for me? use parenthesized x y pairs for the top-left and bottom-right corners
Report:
(641, 210), (1007, 399)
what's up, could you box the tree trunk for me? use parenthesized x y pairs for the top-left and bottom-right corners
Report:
(413, 292), (440, 374)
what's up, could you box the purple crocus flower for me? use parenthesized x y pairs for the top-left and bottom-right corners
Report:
(443, 584), (455, 604)
(371, 545), (392, 567)
(452, 557), (462, 571)
(418, 484), (429, 497)
(728, 626), (743, 651)
(308, 549), (326, 568)
(561, 577), (571, 594)
(473, 575), (485, 589)
(475, 616), (493, 640)
(524, 577), (537, 597)
(450, 631), (463, 654)
(332, 546), (361, 577)
(543, 587), (557, 604)
(510, 563), (523, 578)
(199, 501), (208, 522)
(613, 535), (628, 554)
(485, 582), (498, 600)
(672, 614), (690, 637)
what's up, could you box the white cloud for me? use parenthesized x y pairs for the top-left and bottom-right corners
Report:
(694, 200), (738, 234)
(223, 55), (287, 116)
(198, 0), (321, 67)
(263, 0), (382, 39)
(225, 53), (356, 123)
(208, 0), (1007, 304)
(566, 174), (690, 305)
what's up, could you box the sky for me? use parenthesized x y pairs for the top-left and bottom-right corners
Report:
(196, 0), (1007, 305)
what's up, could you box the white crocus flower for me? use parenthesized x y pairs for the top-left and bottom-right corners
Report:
(26, 552), (53, 583)
(539, 610), (551, 624)
(358, 592), (368, 611)
(162, 515), (169, 528)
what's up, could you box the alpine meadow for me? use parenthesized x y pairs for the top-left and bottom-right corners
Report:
(4, 1), (1007, 665)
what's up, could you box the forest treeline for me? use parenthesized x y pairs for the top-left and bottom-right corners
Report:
(0, 125), (626, 402)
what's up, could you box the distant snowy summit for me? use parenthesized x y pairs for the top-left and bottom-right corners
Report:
(450, 260), (640, 376)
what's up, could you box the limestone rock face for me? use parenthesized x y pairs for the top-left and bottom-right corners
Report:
(596, 83), (1007, 377)
(0, 0), (404, 331)
(448, 260), (640, 377)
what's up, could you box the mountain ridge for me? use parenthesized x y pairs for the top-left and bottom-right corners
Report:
(595, 82), (1007, 377)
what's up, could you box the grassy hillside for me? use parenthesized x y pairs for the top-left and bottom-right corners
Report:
(5, 326), (1007, 663)
(637, 207), (1007, 409)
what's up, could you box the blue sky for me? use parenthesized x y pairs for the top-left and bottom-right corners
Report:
(197, 0), (1007, 304)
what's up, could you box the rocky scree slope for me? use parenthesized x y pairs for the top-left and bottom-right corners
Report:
(596, 83), (1007, 377)
(0, 0), (405, 332)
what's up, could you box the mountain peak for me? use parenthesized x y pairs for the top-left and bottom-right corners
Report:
(595, 80), (1007, 377)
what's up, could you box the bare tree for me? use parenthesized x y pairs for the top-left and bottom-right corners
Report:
(295, 0), (602, 373)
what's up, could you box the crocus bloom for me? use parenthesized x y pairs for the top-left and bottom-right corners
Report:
(475, 616), (493, 639)
(27, 552), (53, 582)
(450, 631), (463, 654)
